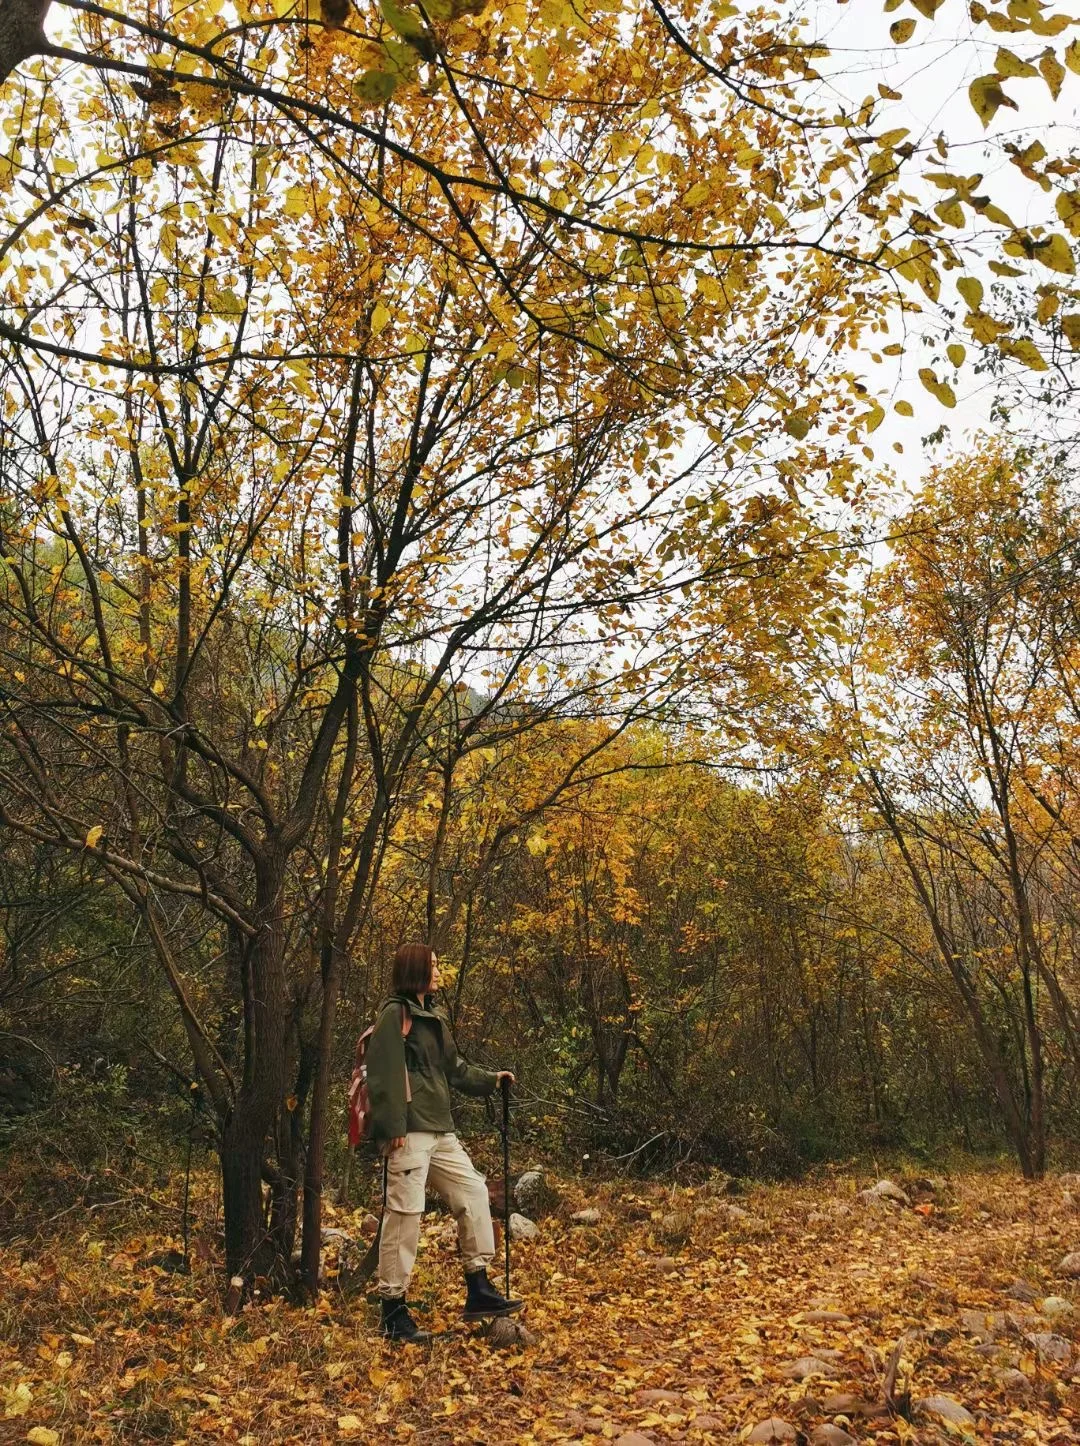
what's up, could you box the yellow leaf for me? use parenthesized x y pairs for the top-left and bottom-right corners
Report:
(371, 302), (391, 334)
(957, 276), (984, 309)
(1033, 233), (1075, 274)
(337, 1416), (363, 1435)
(865, 402), (885, 433)
(969, 74), (1018, 127)
(984, 11), (1026, 34)
(284, 185), (307, 218)
(934, 196), (965, 228)
(784, 411), (810, 440)
(1056, 190), (1080, 238)
(918, 367), (956, 407)
(206, 214), (231, 246)
(894, 399), (914, 417)
(988, 260), (1024, 276)
(527, 45), (550, 87)
(26, 1430), (59, 1446)
(85, 825), (103, 849)
(890, 19), (916, 42)
(1066, 37), (1080, 72)
(946, 342), (966, 367)
(968, 309), (1011, 342)
(909, 0), (944, 14)
(1039, 48), (1066, 99)
(995, 46), (1036, 77)
(999, 336), (1049, 370)
(1061, 313), (1080, 348)
(4, 1383), (31, 1417)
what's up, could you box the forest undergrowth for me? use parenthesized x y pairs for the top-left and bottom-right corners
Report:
(2, 1158), (1079, 1445)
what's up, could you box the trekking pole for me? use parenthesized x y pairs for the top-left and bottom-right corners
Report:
(500, 1075), (511, 1300)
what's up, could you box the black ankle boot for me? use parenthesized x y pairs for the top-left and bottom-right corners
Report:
(380, 1295), (432, 1343)
(463, 1268), (523, 1321)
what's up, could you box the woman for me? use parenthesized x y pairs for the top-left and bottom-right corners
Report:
(365, 942), (522, 1342)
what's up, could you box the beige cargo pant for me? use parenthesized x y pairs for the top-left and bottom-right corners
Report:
(377, 1131), (494, 1298)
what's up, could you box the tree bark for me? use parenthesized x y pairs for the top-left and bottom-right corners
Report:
(0, 0), (49, 87)
(219, 851), (292, 1282)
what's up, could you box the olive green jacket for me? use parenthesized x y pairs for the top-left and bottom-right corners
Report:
(365, 992), (497, 1145)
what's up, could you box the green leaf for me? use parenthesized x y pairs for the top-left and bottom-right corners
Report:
(354, 68), (398, 101)
(380, 0), (428, 39)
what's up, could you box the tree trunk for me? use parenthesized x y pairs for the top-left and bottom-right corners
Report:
(220, 1114), (274, 1282)
(220, 853), (292, 1284)
(0, 0), (49, 87)
(299, 941), (343, 1296)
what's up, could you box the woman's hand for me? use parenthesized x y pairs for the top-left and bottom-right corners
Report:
(495, 1071), (515, 1087)
(381, 1136), (406, 1156)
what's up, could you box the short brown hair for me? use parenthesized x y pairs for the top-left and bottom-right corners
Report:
(392, 943), (434, 996)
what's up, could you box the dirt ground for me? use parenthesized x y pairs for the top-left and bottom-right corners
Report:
(2, 1165), (1079, 1443)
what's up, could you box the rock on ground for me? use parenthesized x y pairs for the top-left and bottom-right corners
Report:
(1003, 1278), (1039, 1302)
(508, 1212), (540, 1241)
(780, 1356), (840, 1381)
(748, 1420), (798, 1443)
(1042, 1295), (1073, 1317)
(487, 1316), (534, 1349)
(996, 1368), (1032, 1392)
(1058, 1250), (1080, 1278)
(1028, 1331), (1072, 1365)
(858, 1178), (911, 1207)
(570, 1207), (601, 1225)
(911, 1175), (947, 1195)
(916, 1395), (976, 1428)
(821, 1393), (880, 1417)
(513, 1169), (558, 1217)
(811, 1428), (856, 1446)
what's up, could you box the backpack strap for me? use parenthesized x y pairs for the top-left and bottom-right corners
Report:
(401, 1002), (412, 1102)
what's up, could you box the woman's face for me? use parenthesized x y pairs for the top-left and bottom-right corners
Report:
(428, 953), (441, 993)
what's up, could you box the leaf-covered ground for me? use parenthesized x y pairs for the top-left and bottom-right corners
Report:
(3, 1165), (1080, 1444)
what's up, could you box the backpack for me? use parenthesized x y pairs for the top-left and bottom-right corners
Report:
(347, 1002), (412, 1148)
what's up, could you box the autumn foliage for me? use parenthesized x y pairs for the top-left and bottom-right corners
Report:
(2, 0), (1080, 1370)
